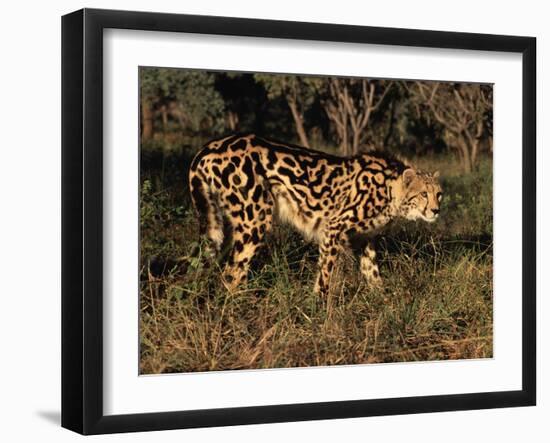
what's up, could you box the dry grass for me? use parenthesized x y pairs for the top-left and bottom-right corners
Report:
(139, 154), (493, 374)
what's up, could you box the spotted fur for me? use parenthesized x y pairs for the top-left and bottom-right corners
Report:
(189, 134), (442, 295)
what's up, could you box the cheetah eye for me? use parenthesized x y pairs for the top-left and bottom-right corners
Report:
(421, 191), (428, 198)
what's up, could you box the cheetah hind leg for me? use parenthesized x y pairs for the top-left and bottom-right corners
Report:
(222, 212), (273, 292)
(203, 202), (224, 260)
(190, 177), (224, 261)
(221, 227), (258, 292)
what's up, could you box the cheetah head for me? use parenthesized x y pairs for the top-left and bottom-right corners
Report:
(396, 168), (442, 223)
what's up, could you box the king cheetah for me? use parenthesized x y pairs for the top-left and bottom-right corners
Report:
(189, 134), (442, 295)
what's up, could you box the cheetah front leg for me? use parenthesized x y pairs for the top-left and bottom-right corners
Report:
(314, 231), (344, 296)
(360, 240), (382, 287)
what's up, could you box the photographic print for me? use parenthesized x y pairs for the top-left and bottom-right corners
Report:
(139, 67), (493, 374)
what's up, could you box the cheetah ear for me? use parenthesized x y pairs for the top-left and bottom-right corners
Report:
(402, 168), (416, 187)
(433, 170), (440, 179)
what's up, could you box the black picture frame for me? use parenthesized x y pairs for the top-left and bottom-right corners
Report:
(62, 8), (536, 435)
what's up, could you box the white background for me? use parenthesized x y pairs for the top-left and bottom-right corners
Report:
(0, 0), (547, 441)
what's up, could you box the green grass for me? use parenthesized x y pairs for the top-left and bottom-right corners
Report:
(139, 153), (493, 374)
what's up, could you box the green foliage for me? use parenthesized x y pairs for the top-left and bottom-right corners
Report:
(139, 68), (491, 169)
(214, 73), (269, 132)
(140, 67), (225, 134)
(439, 158), (493, 237)
(254, 74), (325, 145)
(140, 179), (186, 261)
(254, 74), (322, 106)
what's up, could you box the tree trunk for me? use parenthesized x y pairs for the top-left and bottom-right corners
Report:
(288, 99), (310, 147)
(341, 119), (348, 156)
(141, 98), (154, 141)
(351, 130), (360, 155)
(160, 104), (168, 132)
(383, 99), (396, 147)
(227, 111), (239, 131)
(470, 139), (479, 168)
(469, 120), (483, 168)
(340, 138), (349, 157)
(457, 135), (472, 173)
